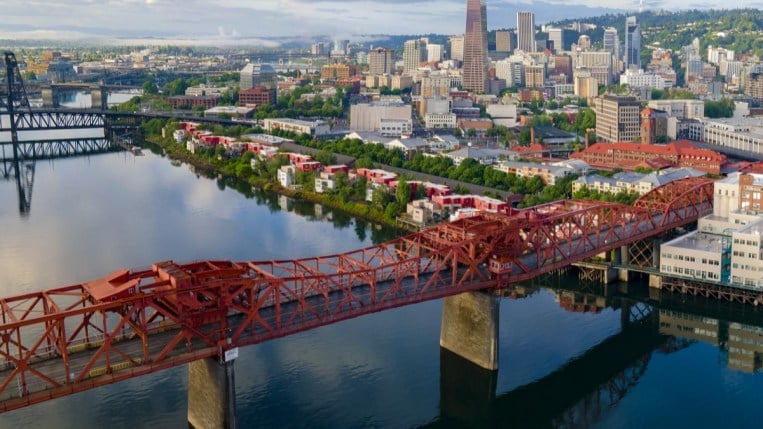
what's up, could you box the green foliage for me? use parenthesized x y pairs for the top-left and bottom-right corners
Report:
(111, 95), (142, 112)
(572, 185), (640, 205)
(600, 84), (629, 95)
(142, 79), (158, 95)
(705, 98), (735, 118)
(395, 177), (412, 207)
(314, 149), (336, 166)
(141, 118), (166, 136)
(166, 78), (189, 96)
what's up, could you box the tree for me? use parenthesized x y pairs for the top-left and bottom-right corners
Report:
(142, 79), (158, 95)
(371, 187), (391, 211)
(166, 78), (189, 96)
(395, 177), (412, 207)
(315, 149), (336, 166)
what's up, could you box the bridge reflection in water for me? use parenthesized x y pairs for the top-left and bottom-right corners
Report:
(429, 277), (763, 428)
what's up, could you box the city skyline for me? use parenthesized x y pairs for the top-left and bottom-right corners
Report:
(0, 1), (753, 45)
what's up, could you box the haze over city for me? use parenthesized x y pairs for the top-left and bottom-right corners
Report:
(0, 0), (757, 44)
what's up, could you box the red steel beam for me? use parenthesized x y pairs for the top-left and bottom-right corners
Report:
(0, 177), (715, 412)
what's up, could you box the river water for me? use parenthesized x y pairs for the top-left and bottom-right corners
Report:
(0, 138), (762, 428)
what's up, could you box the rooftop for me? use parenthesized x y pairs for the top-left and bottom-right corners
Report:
(735, 218), (763, 237)
(663, 230), (726, 253)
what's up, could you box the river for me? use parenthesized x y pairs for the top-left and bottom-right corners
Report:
(0, 137), (762, 428)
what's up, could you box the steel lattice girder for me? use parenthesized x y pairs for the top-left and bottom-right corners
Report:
(0, 139), (118, 161)
(0, 177), (716, 412)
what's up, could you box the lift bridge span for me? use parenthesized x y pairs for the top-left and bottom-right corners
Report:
(0, 177), (715, 412)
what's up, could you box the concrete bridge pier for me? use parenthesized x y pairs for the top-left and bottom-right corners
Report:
(440, 291), (499, 371)
(91, 87), (108, 110)
(188, 354), (237, 429)
(618, 245), (631, 282)
(41, 88), (57, 108)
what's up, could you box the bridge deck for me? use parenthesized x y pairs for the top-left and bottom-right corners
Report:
(0, 177), (716, 412)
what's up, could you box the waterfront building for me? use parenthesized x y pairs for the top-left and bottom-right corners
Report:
(493, 161), (576, 185)
(263, 118), (331, 137)
(463, 0), (489, 93)
(660, 172), (763, 289)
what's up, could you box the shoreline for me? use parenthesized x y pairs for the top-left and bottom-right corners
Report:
(141, 136), (413, 233)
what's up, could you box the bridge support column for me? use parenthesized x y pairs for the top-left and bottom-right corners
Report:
(440, 291), (499, 371)
(649, 274), (663, 289)
(618, 245), (630, 282)
(91, 87), (107, 110)
(41, 88), (57, 108)
(188, 356), (237, 429)
(652, 239), (661, 268)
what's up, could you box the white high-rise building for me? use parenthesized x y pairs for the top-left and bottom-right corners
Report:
(403, 39), (426, 75)
(427, 44), (443, 63)
(547, 28), (563, 53)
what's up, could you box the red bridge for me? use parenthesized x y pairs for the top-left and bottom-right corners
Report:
(0, 177), (714, 414)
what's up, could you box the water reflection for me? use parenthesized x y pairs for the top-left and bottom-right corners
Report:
(428, 277), (763, 429)
(1, 147), (763, 428)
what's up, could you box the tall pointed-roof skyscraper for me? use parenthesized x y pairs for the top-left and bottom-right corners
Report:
(463, 0), (488, 93)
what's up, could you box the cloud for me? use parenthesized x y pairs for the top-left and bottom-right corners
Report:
(0, 0), (757, 43)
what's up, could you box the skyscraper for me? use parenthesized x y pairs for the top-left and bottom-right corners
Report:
(495, 30), (512, 52)
(547, 28), (563, 53)
(463, 0), (488, 93)
(449, 35), (464, 61)
(603, 27), (619, 59)
(403, 39), (426, 75)
(517, 11), (536, 52)
(369, 47), (394, 75)
(624, 16), (641, 70)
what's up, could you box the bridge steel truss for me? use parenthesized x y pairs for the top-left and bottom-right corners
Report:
(0, 138), (119, 161)
(0, 177), (715, 412)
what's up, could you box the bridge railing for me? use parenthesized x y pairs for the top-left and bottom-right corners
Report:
(0, 176), (716, 412)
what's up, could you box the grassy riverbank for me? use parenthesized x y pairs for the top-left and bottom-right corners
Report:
(141, 133), (407, 231)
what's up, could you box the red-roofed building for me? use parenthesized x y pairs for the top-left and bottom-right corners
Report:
(570, 140), (726, 174)
(324, 165), (350, 174)
(388, 180), (452, 200)
(296, 161), (322, 172)
(356, 168), (398, 185)
(432, 194), (508, 213)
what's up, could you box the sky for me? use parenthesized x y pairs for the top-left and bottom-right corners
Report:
(0, 1), (758, 45)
